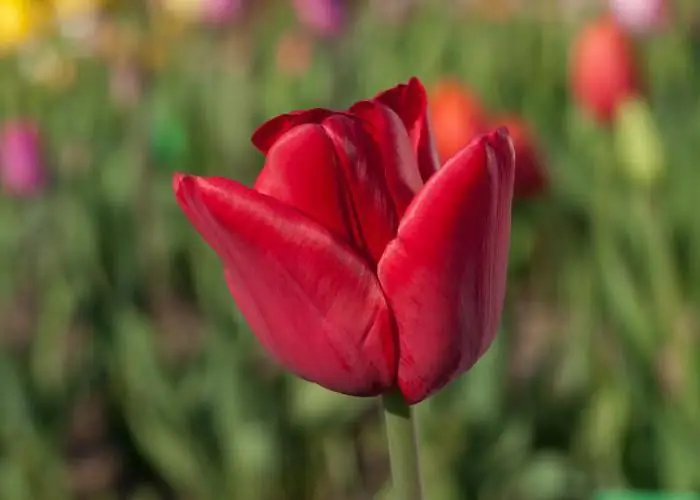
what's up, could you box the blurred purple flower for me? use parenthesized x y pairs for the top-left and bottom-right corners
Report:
(0, 121), (47, 197)
(202, 0), (244, 25)
(292, 0), (345, 37)
(609, 0), (667, 34)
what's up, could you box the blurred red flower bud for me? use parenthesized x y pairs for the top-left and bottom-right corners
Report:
(570, 16), (641, 123)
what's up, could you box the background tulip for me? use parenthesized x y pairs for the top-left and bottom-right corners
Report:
(609, 0), (668, 35)
(201, 0), (244, 25)
(0, 120), (48, 197)
(292, 0), (346, 37)
(570, 16), (641, 123)
(428, 79), (488, 164)
(614, 97), (665, 188)
(492, 115), (547, 199)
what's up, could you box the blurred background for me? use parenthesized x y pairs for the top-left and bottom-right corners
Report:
(1, 0), (700, 499)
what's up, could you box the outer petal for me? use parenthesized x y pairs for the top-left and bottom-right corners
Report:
(377, 129), (515, 404)
(373, 77), (441, 182)
(174, 174), (397, 396)
(255, 114), (399, 266)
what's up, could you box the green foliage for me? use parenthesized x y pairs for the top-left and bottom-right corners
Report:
(1, 3), (700, 499)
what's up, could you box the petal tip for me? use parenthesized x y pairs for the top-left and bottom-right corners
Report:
(495, 126), (510, 140)
(406, 76), (426, 94)
(484, 128), (516, 175)
(251, 120), (279, 153)
(172, 173), (207, 209)
(172, 172), (186, 194)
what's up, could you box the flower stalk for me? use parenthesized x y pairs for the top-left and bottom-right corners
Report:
(381, 390), (423, 500)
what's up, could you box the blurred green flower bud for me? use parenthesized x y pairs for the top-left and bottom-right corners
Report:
(149, 101), (189, 168)
(614, 97), (665, 189)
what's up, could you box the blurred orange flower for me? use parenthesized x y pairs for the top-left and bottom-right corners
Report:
(428, 79), (488, 164)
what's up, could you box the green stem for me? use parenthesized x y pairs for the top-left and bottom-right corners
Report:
(381, 390), (424, 500)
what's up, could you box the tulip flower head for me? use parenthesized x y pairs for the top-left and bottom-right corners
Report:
(0, 121), (47, 197)
(609, 0), (668, 35)
(428, 79), (488, 165)
(570, 16), (641, 123)
(173, 78), (515, 404)
(292, 0), (345, 37)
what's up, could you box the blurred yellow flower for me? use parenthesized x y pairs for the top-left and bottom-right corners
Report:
(614, 97), (665, 189)
(51, 0), (102, 17)
(0, 0), (43, 51)
(160, 0), (204, 22)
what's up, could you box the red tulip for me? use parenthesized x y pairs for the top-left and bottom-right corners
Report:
(570, 16), (641, 123)
(492, 116), (547, 199)
(428, 79), (488, 165)
(173, 78), (515, 404)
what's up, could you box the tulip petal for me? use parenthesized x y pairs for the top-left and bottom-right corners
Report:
(350, 100), (423, 217)
(254, 123), (358, 247)
(255, 115), (399, 266)
(174, 174), (397, 396)
(251, 108), (342, 154)
(377, 129), (515, 404)
(373, 77), (441, 182)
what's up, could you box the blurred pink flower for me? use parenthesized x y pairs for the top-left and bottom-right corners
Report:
(0, 121), (47, 197)
(292, 0), (345, 37)
(609, 0), (668, 34)
(202, 0), (244, 25)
